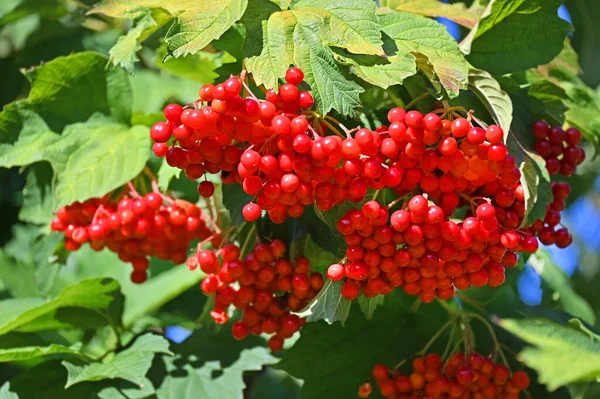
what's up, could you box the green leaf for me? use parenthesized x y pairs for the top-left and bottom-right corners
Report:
(58, 246), (205, 328)
(222, 182), (253, 226)
(0, 383), (18, 399)
(131, 70), (199, 114)
(302, 234), (337, 274)
(564, 0), (600, 86)
(97, 378), (156, 399)
(379, 11), (469, 98)
(382, 0), (482, 28)
(464, 0), (571, 75)
(63, 333), (171, 388)
(294, 280), (351, 325)
(157, 160), (182, 192)
(513, 146), (553, 227)
(467, 69), (513, 135)
(108, 7), (172, 73)
(498, 317), (600, 391)
(122, 264), (205, 328)
(249, 368), (302, 399)
(533, 38), (582, 80)
(0, 0), (23, 20)
(0, 52), (149, 209)
(0, 278), (124, 335)
(293, 26), (364, 116)
(529, 249), (596, 325)
(0, 343), (90, 362)
(334, 51), (417, 89)
(21, 51), (132, 127)
(155, 45), (222, 83)
(52, 120), (150, 208)
(498, 77), (554, 226)
(560, 80), (600, 151)
(19, 163), (53, 225)
(212, 24), (246, 61)
(0, 116), (150, 209)
(152, 328), (277, 399)
(8, 360), (98, 398)
(91, 0), (249, 59)
(358, 294), (384, 320)
(246, 0), (382, 115)
(0, 250), (41, 298)
(292, 0), (384, 55)
(527, 80), (568, 126)
(277, 299), (446, 399)
(240, 0), (281, 58)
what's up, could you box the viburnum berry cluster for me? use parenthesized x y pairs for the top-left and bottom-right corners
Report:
(50, 188), (214, 283)
(359, 352), (530, 399)
(526, 121), (585, 248)
(532, 121), (584, 177)
(325, 110), (542, 302)
(150, 67), (410, 224)
(195, 240), (323, 351)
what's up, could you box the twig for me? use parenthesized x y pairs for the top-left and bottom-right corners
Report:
(319, 119), (346, 139)
(404, 92), (431, 109)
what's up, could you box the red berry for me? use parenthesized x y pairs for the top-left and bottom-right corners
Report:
(232, 321), (250, 340)
(243, 203), (261, 222)
(285, 67), (304, 85)
(197, 181), (215, 197)
(327, 264), (345, 281)
(150, 122), (172, 143)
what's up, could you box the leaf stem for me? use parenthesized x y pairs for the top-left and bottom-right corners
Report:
(319, 118), (346, 139)
(442, 323), (458, 360)
(240, 224), (257, 258)
(404, 91), (430, 109)
(417, 318), (455, 355)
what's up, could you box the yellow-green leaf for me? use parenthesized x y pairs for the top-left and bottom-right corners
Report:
(382, 0), (482, 28)
(90, 0), (249, 58)
(379, 11), (469, 98)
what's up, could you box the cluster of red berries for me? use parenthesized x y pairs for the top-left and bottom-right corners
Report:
(195, 240), (323, 351)
(532, 121), (584, 176)
(324, 110), (545, 301)
(51, 192), (214, 283)
(359, 353), (530, 399)
(327, 196), (535, 303)
(149, 67), (411, 224)
(527, 121), (585, 249)
(525, 181), (572, 248)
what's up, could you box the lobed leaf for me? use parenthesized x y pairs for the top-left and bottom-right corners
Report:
(334, 52), (417, 89)
(108, 7), (172, 73)
(379, 11), (469, 98)
(157, 160), (182, 192)
(90, 0), (249, 59)
(357, 294), (384, 320)
(294, 280), (351, 325)
(152, 328), (277, 399)
(246, 0), (382, 115)
(292, 26), (364, 116)
(63, 333), (171, 388)
(498, 318), (600, 391)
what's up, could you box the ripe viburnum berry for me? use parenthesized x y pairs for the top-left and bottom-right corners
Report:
(362, 352), (530, 398)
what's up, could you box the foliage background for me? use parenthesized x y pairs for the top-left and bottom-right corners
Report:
(0, 0), (600, 398)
